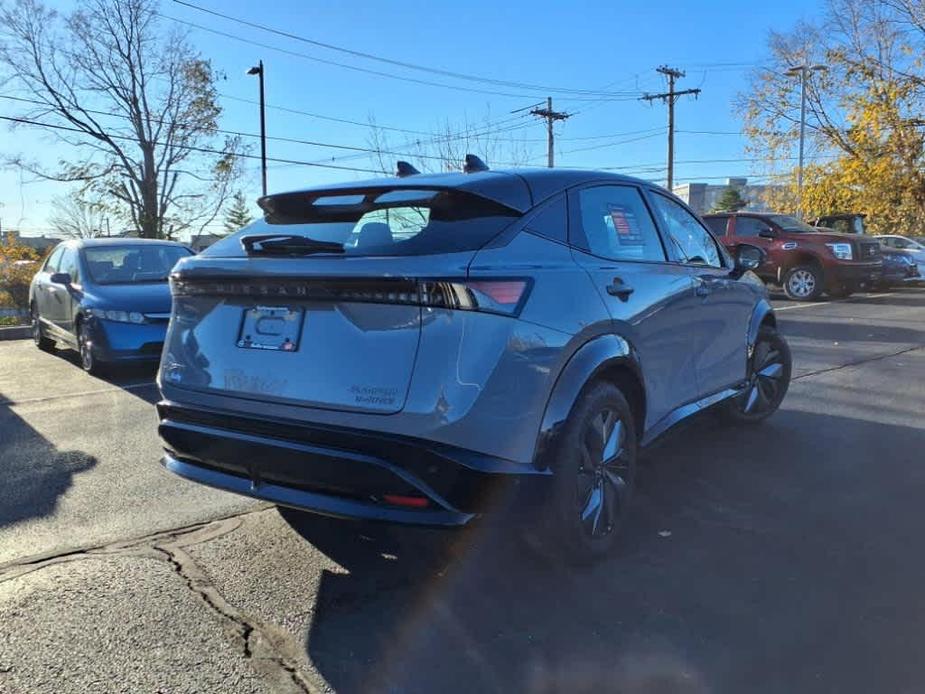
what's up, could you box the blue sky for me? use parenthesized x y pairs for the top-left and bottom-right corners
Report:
(0, 0), (825, 238)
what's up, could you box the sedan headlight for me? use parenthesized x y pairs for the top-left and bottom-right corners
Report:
(826, 242), (853, 260)
(90, 308), (146, 323)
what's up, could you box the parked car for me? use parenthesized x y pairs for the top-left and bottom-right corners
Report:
(876, 234), (925, 261)
(702, 212), (883, 300)
(877, 245), (921, 287)
(156, 163), (792, 562)
(30, 238), (192, 374)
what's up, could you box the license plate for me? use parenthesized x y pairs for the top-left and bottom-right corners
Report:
(237, 306), (304, 351)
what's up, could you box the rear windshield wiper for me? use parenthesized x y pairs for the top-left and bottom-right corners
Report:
(241, 234), (345, 256)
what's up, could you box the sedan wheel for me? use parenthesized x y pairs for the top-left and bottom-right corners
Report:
(77, 323), (103, 375)
(32, 307), (54, 352)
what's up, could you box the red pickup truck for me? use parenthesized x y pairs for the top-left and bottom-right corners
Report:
(702, 212), (883, 301)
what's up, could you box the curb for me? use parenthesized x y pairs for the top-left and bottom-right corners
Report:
(0, 325), (30, 341)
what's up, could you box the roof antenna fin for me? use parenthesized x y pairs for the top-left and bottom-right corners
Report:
(463, 154), (489, 173)
(396, 161), (420, 177)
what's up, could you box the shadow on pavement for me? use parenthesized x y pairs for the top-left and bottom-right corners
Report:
(0, 394), (97, 528)
(46, 345), (160, 404)
(286, 409), (925, 694)
(775, 318), (924, 345)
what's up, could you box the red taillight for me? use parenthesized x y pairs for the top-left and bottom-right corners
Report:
(466, 280), (527, 307)
(383, 494), (431, 508)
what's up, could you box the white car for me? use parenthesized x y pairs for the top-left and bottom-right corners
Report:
(876, 235), (925, 259)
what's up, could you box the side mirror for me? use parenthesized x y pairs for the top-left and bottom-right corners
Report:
(49, 272), (71, 285)
(757, 228), (777, 239)
(735, 244), (765, 272)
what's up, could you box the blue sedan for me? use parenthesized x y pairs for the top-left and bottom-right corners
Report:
(29, 238), (192, 374)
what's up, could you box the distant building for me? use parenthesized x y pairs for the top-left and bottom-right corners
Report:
(1, 230), (59, 254)
(673, 177), (785, 215)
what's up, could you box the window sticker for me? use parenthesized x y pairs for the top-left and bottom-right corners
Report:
(607, 205), (644, 246)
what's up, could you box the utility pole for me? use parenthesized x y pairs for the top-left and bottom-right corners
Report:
(786, 64), (827, 217)
(641, 66), (701, 191)
(531, 97), (570, 167)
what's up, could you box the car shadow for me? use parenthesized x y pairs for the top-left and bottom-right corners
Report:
(775, 318), (924, 345)
(0, 394), (97, 529)
(46, 345), (160, 403)
(285, 409), (925, 694)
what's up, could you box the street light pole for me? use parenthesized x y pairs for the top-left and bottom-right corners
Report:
(247, 60), (267, 197)
(787, 64), (827, 217)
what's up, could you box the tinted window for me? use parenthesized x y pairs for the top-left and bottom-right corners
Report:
(59, 247), (79, 283)
(703, 217), (728, 237)
(767, 215), (816, 233)
(253, 190), (520, 257)
(524, 196), (567, 243)
(84, 245), (192, 284)
(650, 193), (723, 267)
(44, 245), (64, 272)
(574, 186), (665, 262)
(733, 217), (767, 237)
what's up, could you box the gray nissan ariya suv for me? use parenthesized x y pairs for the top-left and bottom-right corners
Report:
(157, 161), (791, 561)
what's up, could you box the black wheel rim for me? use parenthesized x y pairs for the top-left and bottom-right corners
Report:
(78, 327), (93, 371)
(576, 409), (630, 540)
(741, 338), (785, 415)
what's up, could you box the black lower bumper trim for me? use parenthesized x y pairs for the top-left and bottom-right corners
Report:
(157, 401), (550, 519)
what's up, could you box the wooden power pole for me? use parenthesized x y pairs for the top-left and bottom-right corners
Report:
(531, 97), (570, 167)
(641, 66), (701, 190)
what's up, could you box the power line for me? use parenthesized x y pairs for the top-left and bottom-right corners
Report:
(161, 13), (643, 103)
(171, 0), (645, 98)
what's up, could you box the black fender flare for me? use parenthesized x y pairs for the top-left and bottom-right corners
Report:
(747, 298), (776, 352)
(533, 334), (643, 470)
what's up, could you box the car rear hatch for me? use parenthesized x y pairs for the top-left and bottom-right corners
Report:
(162, 184), (524, 415)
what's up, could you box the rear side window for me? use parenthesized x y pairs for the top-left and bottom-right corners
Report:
(524, 195), (567, 244)
(733, 217), (767, 237)
(572, 185), (666, 262)
(703, 217), (728, 237)
(247, 189), (521, 257)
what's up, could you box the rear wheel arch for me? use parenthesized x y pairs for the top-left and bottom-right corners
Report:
(534, 334), (646, 470)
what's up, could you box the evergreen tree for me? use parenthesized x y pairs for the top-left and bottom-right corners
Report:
(712, 187), (748, 212)
(223, 192), (254, 234)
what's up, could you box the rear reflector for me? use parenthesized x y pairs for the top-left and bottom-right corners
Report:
(383, 494), (431, 508)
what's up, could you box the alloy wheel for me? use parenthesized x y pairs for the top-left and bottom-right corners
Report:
(741, 338), (786, 415)
(31, 310), (42, 345)
(576, 409), (631, 540)
(787, 269), (816, 298)
(78, 325), (94, 372)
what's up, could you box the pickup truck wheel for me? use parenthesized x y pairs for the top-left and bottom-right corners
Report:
(783, 265), (823, 301)
(724, 327), (792, 424)
(539, 382), (637, 564)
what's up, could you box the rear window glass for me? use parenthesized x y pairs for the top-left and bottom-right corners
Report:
(84, 245), (192, 284)
(703, 217), (728, 237)
(243, 189), (520, 257)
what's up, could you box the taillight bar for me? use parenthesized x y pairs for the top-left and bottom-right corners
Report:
(170, 276), (531, 316)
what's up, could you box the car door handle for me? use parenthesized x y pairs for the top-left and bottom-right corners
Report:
(606, 278), (634, 299)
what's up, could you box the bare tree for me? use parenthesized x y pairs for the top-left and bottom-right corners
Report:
(365, 112), (534, 175)
(48, 189), (108, 238)
(0, 0), (244, 239)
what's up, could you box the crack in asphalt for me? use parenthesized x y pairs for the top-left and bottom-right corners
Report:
(0, 509), (318, 693)
(792, 343), (925, 382)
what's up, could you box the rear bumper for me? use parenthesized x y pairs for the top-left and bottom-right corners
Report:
(157, 401), (550, 526)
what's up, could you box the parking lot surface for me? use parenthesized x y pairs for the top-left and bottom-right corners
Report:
(1, 289), (924, 693)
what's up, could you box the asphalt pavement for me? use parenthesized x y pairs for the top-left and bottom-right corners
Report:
(1, 288), (924, 693)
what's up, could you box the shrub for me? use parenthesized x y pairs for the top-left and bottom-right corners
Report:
(0, 237), (41, 312)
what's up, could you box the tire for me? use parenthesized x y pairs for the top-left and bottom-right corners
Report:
(541, 381), (638, 563)
(76, 320), (106, 376)
(31, 305), (54, 352)
(782, 265), (823, 301)
(724, 326), (792, 424)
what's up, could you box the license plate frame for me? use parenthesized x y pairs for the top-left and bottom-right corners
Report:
(237, 305), (304, 352)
